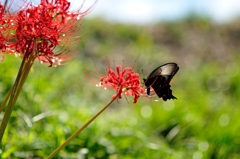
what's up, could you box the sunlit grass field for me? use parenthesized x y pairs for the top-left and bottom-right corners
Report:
(1, 18), (240, 158)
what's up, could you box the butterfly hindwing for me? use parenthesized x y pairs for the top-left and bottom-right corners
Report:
(144, 63), (179, 101)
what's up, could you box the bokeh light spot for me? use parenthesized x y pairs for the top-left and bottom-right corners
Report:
(206, 75), (230, 91)
(226, 62), (239, 77)
(218, 114), (230, 127)
(140, 105), (152, 118)
(193, 151), (203, 159)
(163, 100), (175, 111)
(198, 141), (209, 151)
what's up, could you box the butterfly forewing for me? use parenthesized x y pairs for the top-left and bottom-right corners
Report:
(161, 63), (178, 75)
(144, 63), (179, 101)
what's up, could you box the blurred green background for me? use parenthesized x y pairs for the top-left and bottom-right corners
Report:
(1, 16), (240, 158)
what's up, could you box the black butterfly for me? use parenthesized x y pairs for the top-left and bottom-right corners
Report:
(143, 63), (179, 101)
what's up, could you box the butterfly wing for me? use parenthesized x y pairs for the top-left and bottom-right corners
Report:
(153, 83), (177, 101)
(144, 63), (179, 100)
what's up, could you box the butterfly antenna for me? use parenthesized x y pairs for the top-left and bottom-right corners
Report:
(141, 69), (144, 77)
(132, 60), (137, 70)
(142, 63), (152, 76)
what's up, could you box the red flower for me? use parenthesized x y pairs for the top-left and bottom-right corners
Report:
(0, 4), (5, 54)
(99, 65), (145, 103)
(1, 0), (91, 66)
(0, 4), (18, 59)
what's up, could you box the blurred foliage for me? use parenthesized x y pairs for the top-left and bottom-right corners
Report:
(1, 17), (240, 159)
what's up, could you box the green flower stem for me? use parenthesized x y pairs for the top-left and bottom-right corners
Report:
(46, 96), (118, 159)
(0, 45), (36, 143)
(0, 63), (30, 112)
(0, 53), (29, 113)
(0, 86), (13, 113)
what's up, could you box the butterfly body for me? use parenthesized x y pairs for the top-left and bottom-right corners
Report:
(143, 63), (179, 101)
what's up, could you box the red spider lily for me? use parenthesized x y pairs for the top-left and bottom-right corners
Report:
(0, 0), (94, 143)
(99, 65), (145, 103)
(0, 4), (5, 53)
(0, 4), (18, 59)
(0, 0), (91, 66)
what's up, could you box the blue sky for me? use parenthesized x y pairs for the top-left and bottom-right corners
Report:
(71, 0), (240, 24)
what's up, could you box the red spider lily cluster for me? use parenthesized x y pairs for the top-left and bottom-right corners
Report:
(0, 3), (17, 59)
(0, 0), (90, 66)
(99, 65), (145, 103)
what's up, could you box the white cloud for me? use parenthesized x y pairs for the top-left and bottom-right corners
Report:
(69, 0), (240, 24)
(209, 0), (240, 22)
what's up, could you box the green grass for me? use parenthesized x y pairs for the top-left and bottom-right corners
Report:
(1, 18), (240, 158)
